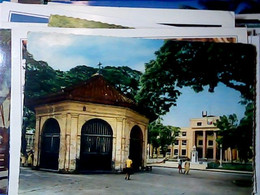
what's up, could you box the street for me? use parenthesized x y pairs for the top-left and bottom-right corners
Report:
(19, 167), (252, 195)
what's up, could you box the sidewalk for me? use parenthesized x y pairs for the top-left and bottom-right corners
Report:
(148, 162), (252, 175)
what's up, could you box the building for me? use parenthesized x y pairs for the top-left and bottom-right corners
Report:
(173, 114), (219, 161)
(25, 129), (35, 152)
(172, 113), (238, 162)
(29, 74), (149, 173)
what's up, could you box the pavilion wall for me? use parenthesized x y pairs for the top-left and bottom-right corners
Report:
(33, 100), (149, 173)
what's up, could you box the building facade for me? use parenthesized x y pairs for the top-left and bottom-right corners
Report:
(30, 75), (149, 173)
(172, 114), (238, 162)
(171, 115), (219, 161)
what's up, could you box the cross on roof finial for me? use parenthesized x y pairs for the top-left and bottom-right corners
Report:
(97, 62), (102, 74)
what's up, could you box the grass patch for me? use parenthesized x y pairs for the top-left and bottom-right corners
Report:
(208, 162), (253, 171)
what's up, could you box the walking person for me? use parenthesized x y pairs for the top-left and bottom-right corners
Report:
(125, 156), (133, 180)
(184, 160), (190, 174)
(27, 149), (34, 167)
(178, 159), (182, 174)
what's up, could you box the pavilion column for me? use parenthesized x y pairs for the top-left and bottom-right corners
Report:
(115, 118), (124, 170)
(64, 113), (71, 171)
(58, 114), (67, 171)
(68, 114), (79, 171)
(33, 116), (41, 167)
(203, 131), (207, 158)
(213, 131), (217, 160)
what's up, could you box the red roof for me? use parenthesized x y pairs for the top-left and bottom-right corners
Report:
(30, 74), (137, 109)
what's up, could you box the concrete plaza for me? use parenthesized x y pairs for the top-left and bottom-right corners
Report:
(18, 167), (252, 195)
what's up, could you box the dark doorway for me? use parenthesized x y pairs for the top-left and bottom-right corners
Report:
(80, 119), (113, 170)
(129, 125), (143, 171)
(40, 118), (60, 170)
(206, 148), (214, 159)
(197, 147), (203, 158)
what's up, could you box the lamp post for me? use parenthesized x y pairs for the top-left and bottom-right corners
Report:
(219, 144), (223, 168)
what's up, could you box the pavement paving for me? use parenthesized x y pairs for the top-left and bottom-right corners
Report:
(18, 166), (253, 195)
(0, 170), (8, 194)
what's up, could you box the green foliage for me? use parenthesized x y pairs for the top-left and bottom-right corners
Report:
(148, 119), (180, 157)
(215, 103), (253, 162)
(235, 103), (253, 162)
(102, 66), (141, 99)
(136, 41), (256, 120)
(208, 162), (253, 171)
(215, 114), (238, 150)
(21, 107), (35, 155)
(25, 52), (61, 99)
(24, 52), (142, 101)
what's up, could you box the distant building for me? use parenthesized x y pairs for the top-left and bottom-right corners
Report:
(171, 114), (238, 162)
(25, 129), (35, 152)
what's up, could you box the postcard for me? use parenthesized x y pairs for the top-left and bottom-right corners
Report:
(11, 27), (255, 195)
(0, 2), (256, 191)
(0, 29), (11, 195)
(0, 2), (164, 28)
(47, 2), (236, 28)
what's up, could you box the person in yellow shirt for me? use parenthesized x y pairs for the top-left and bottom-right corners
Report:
(125, 156), (133, 180)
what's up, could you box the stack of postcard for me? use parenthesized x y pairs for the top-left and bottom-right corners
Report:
(0, 2), (259, 195)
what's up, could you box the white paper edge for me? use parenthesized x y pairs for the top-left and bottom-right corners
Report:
(4, 24), (250, 195)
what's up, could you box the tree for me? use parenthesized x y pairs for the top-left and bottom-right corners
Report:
(148, 122), (160, 158)
(136, 41), (256, 120)
(215, 114), (238, 162)
(215, 105), (253, 163)
(148, 119), (180, 157)
(24, 52), (142, 101)
(236, 102), (253, 162)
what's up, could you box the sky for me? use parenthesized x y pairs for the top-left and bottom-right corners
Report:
(27, 32), (246, 127)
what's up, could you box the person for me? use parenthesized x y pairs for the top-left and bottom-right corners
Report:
(27, 149), (34, 167)
(184, 160), (190, 174)
(125, 156), (133, 180)
(178, 159), (182, 174)
(20, 153), (26, 167)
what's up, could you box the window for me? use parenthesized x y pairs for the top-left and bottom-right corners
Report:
(182, 132), (186, 136)
(207, 148), (213, 158)
(175, 140), (179, 145)
(182, 140), (187, 146)
(208, 140), (213, 146)
(198, 140), (203, 146)
(197, 122), (202, 126)
(182, 149), (186, 156)
(174, 149), (178, 155)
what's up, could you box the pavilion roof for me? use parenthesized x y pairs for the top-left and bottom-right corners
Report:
(28, 74), (138, 110)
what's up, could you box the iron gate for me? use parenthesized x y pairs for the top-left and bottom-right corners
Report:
(40, 118), (60, 170)
(80, 119), (113, 170)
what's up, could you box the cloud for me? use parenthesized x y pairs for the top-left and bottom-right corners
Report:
(29, 32), (73, 47)
(27, 33), (163, 72)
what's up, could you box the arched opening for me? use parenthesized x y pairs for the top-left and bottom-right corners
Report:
(40, 118), (60, 170)
(80, 119), (113, 170)
(129, 125), (143, 171)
